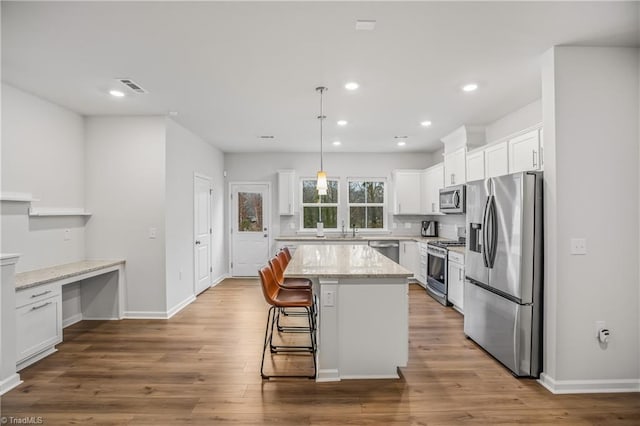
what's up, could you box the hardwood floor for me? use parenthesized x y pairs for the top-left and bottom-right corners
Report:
(2, 280), (639, 425)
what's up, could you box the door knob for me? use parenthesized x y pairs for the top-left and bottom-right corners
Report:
(264, 234), (268, 238)
(195, 240), (201, 245)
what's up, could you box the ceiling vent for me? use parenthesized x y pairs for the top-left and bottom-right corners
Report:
(258, 135), (275, 140)
(118, 78), (148, 94)
(355, 20), (376, 31)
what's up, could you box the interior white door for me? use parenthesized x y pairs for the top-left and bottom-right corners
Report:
(194, 174), (212, 295)
(231, 183), (270, 277)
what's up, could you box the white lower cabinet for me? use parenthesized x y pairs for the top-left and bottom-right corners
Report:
(16, 284), (62, 367)
(447, 251), (465, 313)
(399, 241), (419, 280)
(416, 243), (428, 286)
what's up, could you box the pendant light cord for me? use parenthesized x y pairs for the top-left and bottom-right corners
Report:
(318, 87), (325, 171)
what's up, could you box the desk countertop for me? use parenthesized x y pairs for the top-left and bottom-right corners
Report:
(15, 260), (125, 290)
(285, 244), (411, 279)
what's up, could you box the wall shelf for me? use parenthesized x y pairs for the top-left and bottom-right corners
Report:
(28, 208), (92, 217)
(0, 192), (38, 202)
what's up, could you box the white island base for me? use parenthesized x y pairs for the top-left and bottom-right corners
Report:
(285, 244), (411, 382)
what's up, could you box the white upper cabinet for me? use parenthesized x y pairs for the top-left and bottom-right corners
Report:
(509, 129), (541, 173)
(422, 163), (444, 215)
(466, 149), (485, 182)
(443, 148), (466, 187)
(277, 170), (295, 215)
(392, 170), (423, 215)
(484, 141), (509, 178)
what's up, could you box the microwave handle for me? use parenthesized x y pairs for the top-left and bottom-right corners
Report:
(453, 190), (460, 208)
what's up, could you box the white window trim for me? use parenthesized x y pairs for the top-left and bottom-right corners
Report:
(299, 177), (340, 230)
(347, 177), (388, 231)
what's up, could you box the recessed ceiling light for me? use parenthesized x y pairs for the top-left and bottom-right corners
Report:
(397, 141), (406, 147)
(337, 120), (348, 126)
(462, 83), (478, 92)
(355, 20), (376, 31)
(420, 121), (432, 127)
(332, 140), (341, 146)
(109, 90), (125, 98)
(345, 82), (359, 91)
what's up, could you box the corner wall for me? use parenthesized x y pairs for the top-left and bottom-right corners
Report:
(541, 46), (640, 393)
(84, 116), (167, 316)
(165, 119), (226, 313)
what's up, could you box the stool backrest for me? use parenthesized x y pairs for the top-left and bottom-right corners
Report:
(277, 250), (289, 268)
(281, 246), (292, 261)
(258, 265), (280, 305)
(268, 257), (285, 285)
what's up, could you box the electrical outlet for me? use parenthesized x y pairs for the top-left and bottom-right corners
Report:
(64, 229), (71, 241)
(289, 222), (295, 230)
(323, 290), (335, 307)
(595, 320), (606, 338)
(179, 269), (183, 280)
(404, 222), (412, 229)
(392, 222), (398, 229)
(149, 227), (157, 239)
(570, 238), (587, 255)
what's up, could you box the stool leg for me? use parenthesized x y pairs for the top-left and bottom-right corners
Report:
(260, 306), (276, 379)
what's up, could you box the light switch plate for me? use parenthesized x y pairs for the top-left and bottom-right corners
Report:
(392, 222), (398, 229)
(404, 222), (412, 229)
(570, 238), (587, 255)
(64, 229), (71, 241)
(149, 227), (157, 239)
(289, 222), (295, 230)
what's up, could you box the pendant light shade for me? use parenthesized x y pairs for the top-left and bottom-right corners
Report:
(316, 86), (328, 196)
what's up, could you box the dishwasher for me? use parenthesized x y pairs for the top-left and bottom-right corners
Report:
(368, 240), (400, 263)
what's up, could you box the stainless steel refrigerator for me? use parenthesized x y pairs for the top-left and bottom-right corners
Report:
(464, 171), (543, 377)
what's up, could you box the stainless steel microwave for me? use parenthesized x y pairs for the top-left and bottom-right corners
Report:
(439, 185), (466, 214)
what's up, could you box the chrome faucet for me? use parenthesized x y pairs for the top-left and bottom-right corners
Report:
(341, 220), (347, 237)
(352, 225), (358, 238)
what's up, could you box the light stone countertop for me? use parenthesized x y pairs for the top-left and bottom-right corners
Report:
(285, 244), (412, 279)
(448, 246), (466, 255)
(275, 235), (446, 243)
(15, 260), (125, 290)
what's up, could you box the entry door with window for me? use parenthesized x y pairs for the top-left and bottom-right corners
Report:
(194, 174), (212, 295)
(231, 183), (270, 277)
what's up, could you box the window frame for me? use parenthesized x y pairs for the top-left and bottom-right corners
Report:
(347, 177), (387, 231)
(299, 177), (340, 230)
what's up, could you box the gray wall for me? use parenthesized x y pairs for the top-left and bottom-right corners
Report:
(541, 46), (639, 391)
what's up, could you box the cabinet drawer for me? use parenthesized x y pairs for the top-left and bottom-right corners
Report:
(16, 294), (62, 363)
(448, 251), (465, 264)
(16, 282), (61, 308)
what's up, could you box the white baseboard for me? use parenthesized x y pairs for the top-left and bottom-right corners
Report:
(0, 373), (22, 396)
(166, 295), (197, 319)
(539, 372), (640, 394)
(316, 369), (340, 382)
(17, 347), (57, 372)
(210, 273), (229, 288)
(62, 313), (83, 328)
(123, 311), (169, 319)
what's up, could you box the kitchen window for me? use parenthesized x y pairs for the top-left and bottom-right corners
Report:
(348, 179), (385, 229)
(301, 178), (339, 229)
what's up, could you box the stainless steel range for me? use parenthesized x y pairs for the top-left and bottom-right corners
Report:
(425, 240), (465, 306)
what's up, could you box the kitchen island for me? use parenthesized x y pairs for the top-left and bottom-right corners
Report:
(285, 244), (412, 381)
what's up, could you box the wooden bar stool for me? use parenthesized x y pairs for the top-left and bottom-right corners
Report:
(258, 265), (316, 380)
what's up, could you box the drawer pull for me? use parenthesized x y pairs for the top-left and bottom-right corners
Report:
(31, 290), (52, 298)
(30, 301), (52, 311)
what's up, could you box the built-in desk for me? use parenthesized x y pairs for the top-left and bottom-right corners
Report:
(14, 260), (125, 370)
(285, 244), (411, 382)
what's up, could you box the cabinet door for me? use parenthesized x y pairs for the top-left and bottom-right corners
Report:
(16, 295), (62, 363)
(509, 130), (541, 173)
(277, 170), (295, 215)
(447, 262), (464, 312)
(424, 164), (444, 214)
(444, 148), (466, 187)
(484, 141), (509, 178)
(393, 171), (422, 215)
(466, 150), (485, 182)
(399, 241), (419, 278)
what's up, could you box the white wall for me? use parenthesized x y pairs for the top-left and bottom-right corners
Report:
(224, 152), (434, 245)
(84, 117), (167, 316)
(484, 99), (542, 143)
(541, 46), (639, 393)
(165, 119), (226, 312)
(1, 84), (86, 273)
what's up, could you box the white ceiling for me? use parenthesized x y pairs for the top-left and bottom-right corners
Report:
(2, 1), (638, 153)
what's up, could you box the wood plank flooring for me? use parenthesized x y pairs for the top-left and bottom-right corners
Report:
(2, 280), (639, 425)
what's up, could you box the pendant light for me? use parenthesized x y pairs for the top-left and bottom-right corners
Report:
(316, 86), (328, 196)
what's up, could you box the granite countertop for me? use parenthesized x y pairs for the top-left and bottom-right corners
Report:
(285, 244), (412, 278)
(275, 235), (446, 243)
(15, 260), (125, 290)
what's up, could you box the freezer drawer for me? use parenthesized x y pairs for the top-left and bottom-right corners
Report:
(463, 280), (539, 377)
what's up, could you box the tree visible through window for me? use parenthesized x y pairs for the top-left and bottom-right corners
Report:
(349, 180), (385, 229)
(301, 179), (338, 229)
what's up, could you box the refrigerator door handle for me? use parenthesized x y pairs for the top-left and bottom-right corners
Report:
(481, 196), (491, 267)
(488, 195), (498, 268)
